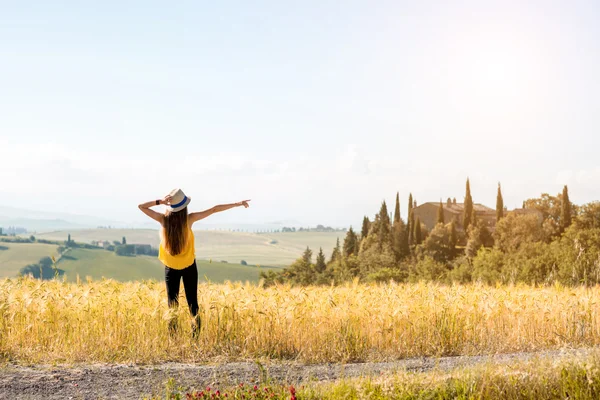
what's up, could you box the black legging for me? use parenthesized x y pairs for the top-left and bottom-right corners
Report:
(164, 260), (200, 333)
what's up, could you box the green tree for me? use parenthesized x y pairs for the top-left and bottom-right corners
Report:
(419, 223), (454, 263)
(302, 246), (312, 264)
(392, 218), (409, 261)
(378, 201), (392, 248)
(465, 224), (483, 259)
(523, 193), (563, 239)
(493, 213), (545, 253)
(122, 236), (127, 245)
(315, 247), (326, 274)
(449, 220), (457, 251)
(409, 256), (448, 282)
(391, 192), (408, 260)
(115, 244), (135, 256)
(361, 216), (370, 240)
(414, 217), (422, 245)
(463, 178), (473, 232)
(408, 193), (414, 246)
(285, 246), (315, 285)
(496, 183), (504, 222)
(575, 201), (600, 230)
(67, 233), (71, 245)
(437, 200), (445, 225)
(561, 185), (572, 232)
(393, 192), (401, 225)
(357, 242), (396, 277)
(330, 238), (341, 263)
(343, 227), (359, 257)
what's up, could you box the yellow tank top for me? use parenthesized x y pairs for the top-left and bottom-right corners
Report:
(158, 229), (196, 269)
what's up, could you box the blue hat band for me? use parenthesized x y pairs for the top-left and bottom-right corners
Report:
(171, 196), (188, 209)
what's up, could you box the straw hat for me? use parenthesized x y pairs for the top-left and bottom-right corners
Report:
(167, 188), (191, 212)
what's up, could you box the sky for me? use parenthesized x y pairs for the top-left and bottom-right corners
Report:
(1, 0), (599, 228)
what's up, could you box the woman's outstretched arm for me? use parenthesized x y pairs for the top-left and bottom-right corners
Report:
(138, 195), (172, 224)
(189, 200), (250, 224)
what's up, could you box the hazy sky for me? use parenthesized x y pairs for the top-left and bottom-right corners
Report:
(1, 1), (599, 228)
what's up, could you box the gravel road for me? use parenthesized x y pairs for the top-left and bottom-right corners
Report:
(0, 348), (593, 399)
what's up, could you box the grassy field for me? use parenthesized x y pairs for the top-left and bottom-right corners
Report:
(0, 242), (60, 278)
(34, 229), (342, 266)
(57, 248), (280, 283)
(2, 278), (600, 364)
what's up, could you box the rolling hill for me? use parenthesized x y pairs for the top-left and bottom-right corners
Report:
(34, 229), (342, 266)
(56, 248), (280, 283)
(0, 242), (61, 278)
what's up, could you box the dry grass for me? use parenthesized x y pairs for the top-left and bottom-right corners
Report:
(1, 277), (599, 364)
(154, 351), (600, 400)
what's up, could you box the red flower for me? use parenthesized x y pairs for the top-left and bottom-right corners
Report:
(253, 385), (258, 391)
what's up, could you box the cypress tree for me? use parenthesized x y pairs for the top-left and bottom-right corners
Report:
(315, 247), (326, 274)
(122, 236), (127, 245)
(296, 246), (314, 285)
(302, 246), (313, 264)
(394, 192), (401, 225)
(378, 201), (392, 247)
(408, 193), (414, 245)
(449, 221), (457, 251)
(414, 217), (422, 245)
(343, 227), (358, 257)
(561, 185), (572, 231)
(496, 183), (504, 222)
(361, 216), (370, 240)
(392, 218), (408, 261)
(463, 178), (473, 232)
(330, 238), (341, 263)
(437, 200), (445, 225)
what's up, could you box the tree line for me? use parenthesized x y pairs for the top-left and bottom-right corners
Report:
(261, 180), (599, 286)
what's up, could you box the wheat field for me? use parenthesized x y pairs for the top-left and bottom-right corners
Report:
(1, 277), (599, 364)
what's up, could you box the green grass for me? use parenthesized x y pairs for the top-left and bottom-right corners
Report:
(57, 248), (280, 283)
(35, 229), (342, 267)
(0, 242), (60, 278)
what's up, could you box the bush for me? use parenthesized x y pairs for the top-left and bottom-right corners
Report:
(115, 245), (135, 256)
(418, 223), (455, 263)
(19, 256), (64, 280)
(409, 256), (449, 282)
(357, 242), (395, 276)
(365, 267), (408, 283)
(241, 260), (248, 265)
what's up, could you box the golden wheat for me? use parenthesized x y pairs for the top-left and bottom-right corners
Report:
(0, 277), (599, 364)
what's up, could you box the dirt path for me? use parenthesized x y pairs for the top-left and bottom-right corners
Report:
(0, 348), (593, 400)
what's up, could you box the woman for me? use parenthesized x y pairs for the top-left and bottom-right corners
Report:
(138, 188), (250, 335)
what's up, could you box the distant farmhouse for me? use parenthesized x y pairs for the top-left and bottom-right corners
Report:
(412, 198), (542, 232)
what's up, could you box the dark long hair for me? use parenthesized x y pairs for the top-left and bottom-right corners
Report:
(163, 207), (189, 256)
